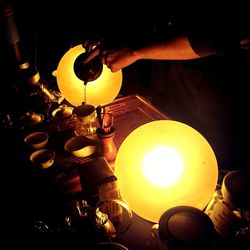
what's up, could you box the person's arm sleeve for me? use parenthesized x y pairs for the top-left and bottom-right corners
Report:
(188, 30), (241, 57)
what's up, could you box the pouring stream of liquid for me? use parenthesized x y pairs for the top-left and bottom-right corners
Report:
(83, 81), (88, 104)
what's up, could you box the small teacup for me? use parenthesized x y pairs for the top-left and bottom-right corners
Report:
(24, 131), (49, 149)
(30, 148), (55, 169)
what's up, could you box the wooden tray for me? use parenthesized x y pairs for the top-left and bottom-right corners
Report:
(49, 94), (170, 169)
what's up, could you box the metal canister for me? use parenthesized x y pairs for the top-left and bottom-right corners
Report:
(205, 169), (250, 240)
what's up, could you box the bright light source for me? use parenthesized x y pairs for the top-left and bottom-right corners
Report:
(143, 145), (184, 187)
(115, 120), (218, 223)
(53, 45), (122, 107)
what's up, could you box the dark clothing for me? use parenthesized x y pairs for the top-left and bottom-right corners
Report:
(147, 6), (250, 170)
(114, 3), (250, 170)
(150, 53), (249, 170)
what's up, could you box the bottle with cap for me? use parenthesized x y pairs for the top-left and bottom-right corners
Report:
(205, 169), (250, 240)
(145, 206), (216, 250)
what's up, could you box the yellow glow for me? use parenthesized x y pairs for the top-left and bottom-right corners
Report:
(115, 120), (218, 223)
(143, 145), (184, 187)
(53, 45), (122, 107)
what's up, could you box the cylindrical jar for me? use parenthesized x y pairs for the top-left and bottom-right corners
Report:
(97, 127), (117, 165)
(205, 169), (250, 239)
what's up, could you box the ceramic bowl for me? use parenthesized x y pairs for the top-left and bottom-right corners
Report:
(30, 148), (55, 169)
(24, 131), (49, 149)
(64, 135), (98, 157)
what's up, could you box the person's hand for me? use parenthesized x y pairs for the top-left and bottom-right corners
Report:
(82, 38), (103, 52)
(82, 39), (139, 72)
(101, 47), (139, 72)
(81, 38), (103, 64)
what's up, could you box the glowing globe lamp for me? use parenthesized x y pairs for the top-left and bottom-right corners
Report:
(53, 45), (122, 107)
(115, 120), (218, 223)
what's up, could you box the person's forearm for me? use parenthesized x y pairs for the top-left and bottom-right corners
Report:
(98, 36), (202, 72)
(134, 36), (201, 60)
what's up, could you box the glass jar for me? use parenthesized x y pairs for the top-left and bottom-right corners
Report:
(64, 198), (132, 241)
(145, 206), (216, 250)
(72, 103), (99, 138)
(205, 169), (250, 240)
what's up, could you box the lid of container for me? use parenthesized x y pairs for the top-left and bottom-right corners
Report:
(158, 206), (215, 250)
(52, 104), (73, 119)
(19, 111), (44, 127)
(221, 170), (250, 209)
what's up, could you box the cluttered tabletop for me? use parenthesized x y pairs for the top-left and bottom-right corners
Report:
(4, 94), (250, 250)
(9, 94), (169, 249)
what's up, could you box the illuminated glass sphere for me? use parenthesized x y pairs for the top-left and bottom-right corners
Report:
(53, 45), (122, 107)
(115, 120), (218, 223)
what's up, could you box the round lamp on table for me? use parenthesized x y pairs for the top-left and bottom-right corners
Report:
(115, 120), (218, 223)
(53, 44), (122, 107)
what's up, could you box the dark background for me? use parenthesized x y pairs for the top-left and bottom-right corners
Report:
(0, 1), (250, 248)
(2, 0), (249, 170)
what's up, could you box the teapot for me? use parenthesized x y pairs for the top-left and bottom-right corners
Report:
(73, 50), (103, 83)
(53, 44), (122, 107)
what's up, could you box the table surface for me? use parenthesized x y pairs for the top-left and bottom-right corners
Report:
(8, 94), (247, 249)
(13, 94), (170, 249)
